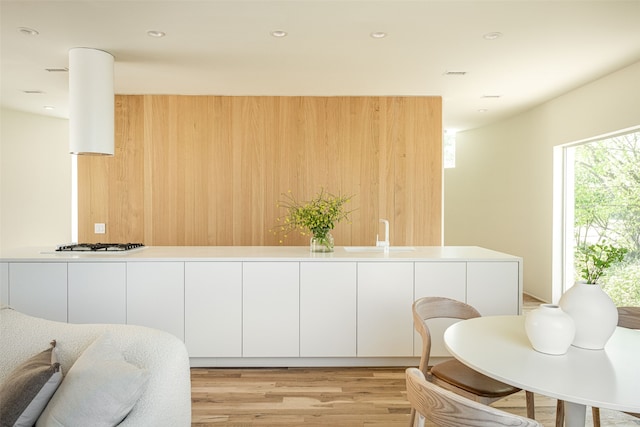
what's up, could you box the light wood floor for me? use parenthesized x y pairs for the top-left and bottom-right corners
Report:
(191, 295), (640, 426)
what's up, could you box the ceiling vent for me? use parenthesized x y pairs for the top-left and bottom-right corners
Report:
(444, 71), (467, 76)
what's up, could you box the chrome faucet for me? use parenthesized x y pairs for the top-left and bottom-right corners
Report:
(376, 219), (390, 252)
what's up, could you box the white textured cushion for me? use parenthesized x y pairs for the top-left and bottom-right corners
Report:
(1, 307), (192, 427)
(0, 341), (62, 427)
(36, 333), (150, 427)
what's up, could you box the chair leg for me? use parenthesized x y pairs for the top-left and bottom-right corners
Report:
(592, 407), (601, 427)
(556, 400), (565, 427)
(409, 407), (416, 427)
(525, 391), (535, 419)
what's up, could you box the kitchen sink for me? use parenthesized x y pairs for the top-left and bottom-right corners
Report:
(343, 246), (416, 252)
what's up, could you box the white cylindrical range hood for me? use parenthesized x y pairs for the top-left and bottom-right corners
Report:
(69, 48), (114, 156)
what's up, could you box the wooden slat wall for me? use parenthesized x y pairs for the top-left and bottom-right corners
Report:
(78, 95), (442, 246)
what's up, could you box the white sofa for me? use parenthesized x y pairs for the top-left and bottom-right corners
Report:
(0, 307), (192, 426)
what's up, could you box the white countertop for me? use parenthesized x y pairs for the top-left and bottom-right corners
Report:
(0, 246), (522, 262)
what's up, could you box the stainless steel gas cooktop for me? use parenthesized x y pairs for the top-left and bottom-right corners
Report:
(55, 243), (145, 252)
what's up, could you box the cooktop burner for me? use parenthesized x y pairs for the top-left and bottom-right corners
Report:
(56, 243), (145, 252)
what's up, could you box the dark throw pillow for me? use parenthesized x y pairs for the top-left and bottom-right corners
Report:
(0, 340), (62, 427)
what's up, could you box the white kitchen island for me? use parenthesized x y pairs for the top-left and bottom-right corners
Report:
(1, 246), (522, 367)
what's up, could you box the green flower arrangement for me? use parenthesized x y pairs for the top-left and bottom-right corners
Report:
(275, 189), (353, 251)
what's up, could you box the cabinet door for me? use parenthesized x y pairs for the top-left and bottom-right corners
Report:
(357, 262), (414, 357)
(243, 262), (299, 357)
(127, 262), (185, 340)
(8, 263), (67, 322)
(68, 263), (126, 324)
(300, 262), (356, 357)
(0, 263), (8, 307)
(467, 262), (519, 315)
(185, 262), (242, 357)
(414, 262), (466, 357)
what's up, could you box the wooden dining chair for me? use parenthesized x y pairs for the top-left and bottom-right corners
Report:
(589, 306), (640, 427)
(405, 367), (542, 427)
(410, 297), (537, 427)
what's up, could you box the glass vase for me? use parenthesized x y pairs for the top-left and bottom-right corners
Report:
(310, 231), (334, 253)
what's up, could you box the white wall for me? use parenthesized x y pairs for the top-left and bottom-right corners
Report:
(0, 109), (71, 249)
(444, 61), (640, 302)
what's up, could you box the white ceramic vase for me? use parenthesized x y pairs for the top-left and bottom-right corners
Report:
(525, 304), (575, 355)
(558, 282), (618, 350)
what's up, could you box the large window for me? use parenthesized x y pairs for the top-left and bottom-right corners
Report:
(560, 129), (640, 305)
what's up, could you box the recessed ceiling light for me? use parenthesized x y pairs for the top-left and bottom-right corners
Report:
(483, 32), (503, 40)
(477, 109), (489, 113)
(482, 95), (501, 99)
(18, 27), (39, 36)
(147, 30), (166, 38)
(270, 30), (288, 38)
(43, 106), (55, 110)
(370, 32), (387, 39)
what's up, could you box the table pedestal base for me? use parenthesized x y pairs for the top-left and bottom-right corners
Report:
(564, 401), (586, 427)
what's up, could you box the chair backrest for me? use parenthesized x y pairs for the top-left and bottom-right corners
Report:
(412, 297), (481, 372)
(405, 367), (541, 427)
(617, 307), (640, 329)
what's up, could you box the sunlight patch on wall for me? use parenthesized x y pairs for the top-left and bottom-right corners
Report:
(444, 130), (456, 169)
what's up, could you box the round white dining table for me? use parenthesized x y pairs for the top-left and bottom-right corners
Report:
(444, 315), (640, 427)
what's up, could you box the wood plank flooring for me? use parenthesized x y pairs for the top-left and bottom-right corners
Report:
(191, 295), (640, 426)
(191, 367), (410, 426)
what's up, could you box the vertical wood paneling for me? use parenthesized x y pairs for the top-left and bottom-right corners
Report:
(209, 96), (234, 244)
(149, 96), (177, 245)
(78, 95), (442, 246)
(142, 96), (154, 243)
(78, 96), (144, 243)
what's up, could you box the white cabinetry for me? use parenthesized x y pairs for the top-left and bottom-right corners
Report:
(414, 262), (466, 357)
(68, 263), (126, 324)
(185, 262), (242, 357)
(467, 262), (520, 315)
(357, 262), (414, 357)
(300, 262), (357, 357)
(414, 262), (466, 300)
(0, 246), (522, 366)
(127, 262), (185, 340)
(8, 263), (67, 322)
(243, 262), (299, 357)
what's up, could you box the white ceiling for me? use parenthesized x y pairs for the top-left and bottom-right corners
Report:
(2, 0), (639, 131)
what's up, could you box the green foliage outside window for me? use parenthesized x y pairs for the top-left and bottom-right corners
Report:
(573, 131), (640, 305)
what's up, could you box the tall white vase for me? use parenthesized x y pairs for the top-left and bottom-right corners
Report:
(558, 282), (618, 350)
(525, 304), (575, 355)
